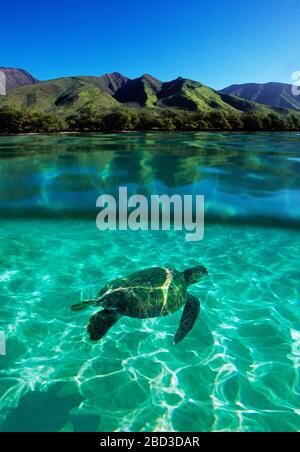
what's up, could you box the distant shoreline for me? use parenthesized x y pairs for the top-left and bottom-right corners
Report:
(1, 129), (300, 138)
(1, 106), (300, 135)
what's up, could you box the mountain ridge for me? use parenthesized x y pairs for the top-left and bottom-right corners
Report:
(0, 67), (38, 92)
(221, 82), (300, 111)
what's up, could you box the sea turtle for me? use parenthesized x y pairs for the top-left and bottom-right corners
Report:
(71, 265), (208, 344)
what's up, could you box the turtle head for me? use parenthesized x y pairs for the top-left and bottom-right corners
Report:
(183, 265), (208, 286)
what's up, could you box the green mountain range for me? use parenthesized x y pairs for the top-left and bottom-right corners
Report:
(0, 69), (285, 115)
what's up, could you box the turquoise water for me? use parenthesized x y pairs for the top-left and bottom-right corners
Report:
(0, 132), (300, 432)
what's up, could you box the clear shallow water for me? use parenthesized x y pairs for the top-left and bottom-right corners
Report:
(0, 132), (300, 432)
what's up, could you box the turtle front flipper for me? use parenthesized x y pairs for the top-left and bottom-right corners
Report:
(87, 309), (121, 341)
(174, 295), (200, 344)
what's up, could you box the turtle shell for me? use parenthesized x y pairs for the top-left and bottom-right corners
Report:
(97, 267), (187, 319)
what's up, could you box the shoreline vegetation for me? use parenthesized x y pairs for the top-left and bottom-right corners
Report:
(0, 106), (300, 134)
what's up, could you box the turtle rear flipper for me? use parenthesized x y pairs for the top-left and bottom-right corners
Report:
(174, 295), (200, 344)
(71, 298), (99, 312)
(87, 309), (121, 341)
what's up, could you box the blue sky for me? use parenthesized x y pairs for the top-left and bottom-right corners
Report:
(1, 0), (299, 88)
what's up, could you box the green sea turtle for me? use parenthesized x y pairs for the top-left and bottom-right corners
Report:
(71, 265), (208, 344)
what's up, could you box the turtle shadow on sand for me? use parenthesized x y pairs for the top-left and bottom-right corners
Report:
(71, 265), (209, 344)
(0, 382), (99, 432)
